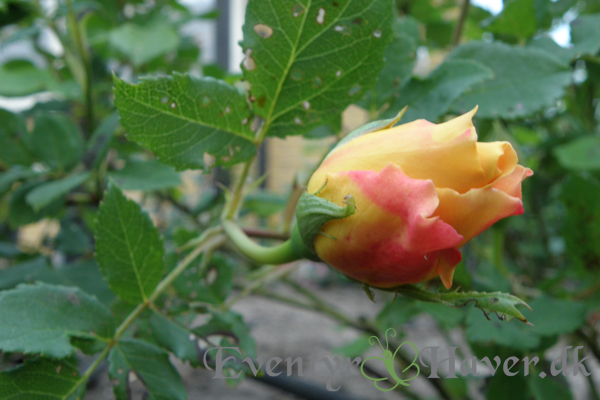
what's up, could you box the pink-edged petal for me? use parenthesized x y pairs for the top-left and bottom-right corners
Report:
(314, 163), (463, 288)
(489, 165), (534, 199)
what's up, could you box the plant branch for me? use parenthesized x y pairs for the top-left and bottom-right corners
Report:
(452, 0), (470, 46)
(61, 228), (224, 398)
(65, 0), (95, 131)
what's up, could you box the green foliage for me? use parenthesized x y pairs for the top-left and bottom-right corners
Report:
(449, 41), (573, 119)
(1, 1), (600, 399)
(241, 0), (394, 137)
(0, 357), (83, 400)
(107, 159), (181, 191)
(108, 339), (187, 400)
(114, 74), (256, 170)
(95, 184), (165, 303)
(384, 59), (494, 121)
(0, 283), (114, 358)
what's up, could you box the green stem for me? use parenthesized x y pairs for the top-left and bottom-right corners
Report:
(222, 220), (302, 264)
(65, 0), (95, 131)
(452, 0), (470, 46)
(223, 156), (256, 219)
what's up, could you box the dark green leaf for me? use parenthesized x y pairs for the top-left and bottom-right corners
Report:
(384, 59), (494, 122)
(108, 339), (187, 400)
(150, 311), (200, 366)
(487, 370), (528, 400)
(241, 0), (394, 137)
(8, 181), (64, 228)
(109, 21), (180, 66)
(25, 172), (90, 211)
(560, 175), (600, 268)
(486, 0), (537, 40)
(0, 282), (114, 357)
(108, 159), (181, 191)
(0, 357), (83, 400)
(55, 219), (93, 256)
(242, 190), (287, 217)
(95, 184), (165, 304)
(30, 112), (84, 171)
(0, 108), (34, 167)
(449, 41), (572, 119)
(524, 296), (587, 336)
(0, 166), (38, 194)
(554, 135), (600, 170)
(529, 374), (573, 400)
(114, 74), (256, 170)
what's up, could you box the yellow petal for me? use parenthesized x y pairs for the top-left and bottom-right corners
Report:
(435, 186), (524, 247)
(308, 108), (490, 194)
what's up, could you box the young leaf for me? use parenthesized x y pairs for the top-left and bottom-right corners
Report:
(449, 41), (572, 119)
(113, 74), (256, 171)
(108, 339), (187, 400)
(0, 357), (84, 400)
(25, 172), (91, 211)
(241, 0), (394, 137)
(95, 184), (165, 304)
(0, 283), (114, 358)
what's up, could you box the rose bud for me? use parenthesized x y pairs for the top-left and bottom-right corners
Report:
(296, 107), (532, 290)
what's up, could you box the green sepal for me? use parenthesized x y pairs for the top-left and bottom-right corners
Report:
(295, 190), (357, 253)
(325, 106), (406, 159)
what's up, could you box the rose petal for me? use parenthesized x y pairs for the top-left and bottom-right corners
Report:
(308, 107), (492, 194)
(489, 164), (533, 199)
(435, 186), (525, 247)
(314, 164), (463, 288)
(476, 141), (519, 183)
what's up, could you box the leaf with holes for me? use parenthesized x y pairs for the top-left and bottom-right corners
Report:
(0, 357), (84, 400)
(241, 0), (394, 137)
(114, 74), (256, 171)
(448, 41), (572, 119)
(0, 283), (114, 358)
(108, 339), (187, 400)
(150, 311), (201, 366)
(95, 184), (165, 304)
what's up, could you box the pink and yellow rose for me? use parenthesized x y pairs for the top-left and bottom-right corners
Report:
(306, 107), (532, 289)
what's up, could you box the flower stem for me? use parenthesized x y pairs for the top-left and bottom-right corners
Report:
(222, 220), (305, 265)
(65, 0), (95, 131)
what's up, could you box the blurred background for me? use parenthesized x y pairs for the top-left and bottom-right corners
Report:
(1, 0), (600, 400)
